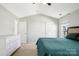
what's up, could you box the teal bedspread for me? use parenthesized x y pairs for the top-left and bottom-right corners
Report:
(36, 38), (79, 56)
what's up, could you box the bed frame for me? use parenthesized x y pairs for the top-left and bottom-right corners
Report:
(67, 26), (79, 34)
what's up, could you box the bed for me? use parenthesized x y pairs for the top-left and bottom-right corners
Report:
(36, 26), (79, 56)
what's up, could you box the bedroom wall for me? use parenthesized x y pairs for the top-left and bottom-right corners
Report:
(18, 14), (58, 43)
(0, 5), (17, 36)
(59, 9), (79, 37)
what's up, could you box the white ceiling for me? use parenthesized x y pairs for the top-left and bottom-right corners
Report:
(1, 3), (79, 18)
(39, 3), (79, 18)
(1, 3), (39, 17)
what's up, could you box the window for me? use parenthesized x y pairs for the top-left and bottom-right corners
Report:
(60, 22), (70, 38)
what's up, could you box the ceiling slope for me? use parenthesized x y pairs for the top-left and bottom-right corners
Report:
(1, 3), (79, 18)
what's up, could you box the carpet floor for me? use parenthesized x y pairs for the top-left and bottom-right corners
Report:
(12, 44), (37, 56)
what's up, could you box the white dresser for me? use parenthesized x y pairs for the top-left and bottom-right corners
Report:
(0, 35), (21, 56)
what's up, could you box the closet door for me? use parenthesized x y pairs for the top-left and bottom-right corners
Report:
(18, 21), (27, 43)
(28, 20), (45, 44)
(46, 22), (57, 38)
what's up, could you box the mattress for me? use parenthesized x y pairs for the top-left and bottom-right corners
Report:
(36, 38), (79, 56)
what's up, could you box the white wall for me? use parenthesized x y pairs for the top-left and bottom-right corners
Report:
(59, 9), (79, 37)
(0, 5), (17, 36)
(18, 14), (58, 43)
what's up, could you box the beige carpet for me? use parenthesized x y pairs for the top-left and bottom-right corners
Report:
(12, 44), (37, 56)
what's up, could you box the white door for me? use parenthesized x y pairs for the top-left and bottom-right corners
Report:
(46, 22), (57, 38)
(28, 20), (45, 44)
(18, 21), (27, 43)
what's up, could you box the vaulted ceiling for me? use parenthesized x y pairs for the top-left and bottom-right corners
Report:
(1, 3), (79, 18)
